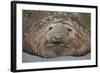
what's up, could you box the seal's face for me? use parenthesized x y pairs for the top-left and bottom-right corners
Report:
(43, 23), (74, 56)
(47, 23), (67, 44)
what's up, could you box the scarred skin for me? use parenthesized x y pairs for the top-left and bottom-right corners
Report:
(23, 11), (90, 58)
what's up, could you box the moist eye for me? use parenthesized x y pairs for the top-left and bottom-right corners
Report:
(49, 27), (53, 30)
(68, 28), (72, 31)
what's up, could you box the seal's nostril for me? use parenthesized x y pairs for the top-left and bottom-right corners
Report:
(53, 36), (57, 40)
(53, 36), (61, 40)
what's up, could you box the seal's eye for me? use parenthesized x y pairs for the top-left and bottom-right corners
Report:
(49, 27), (53, 30)
(68, 28), (72, 31)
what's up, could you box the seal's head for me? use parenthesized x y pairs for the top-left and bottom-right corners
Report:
(47, 23), (68, 44)
(35, 18), (90, 58)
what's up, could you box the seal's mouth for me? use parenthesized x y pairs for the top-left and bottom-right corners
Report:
(47, 41), (65, 47)
(44, 37), (75, 56)
(46, 37), (73, 48)
(51, 40), (61, 44)
(49, 35), (64, 45)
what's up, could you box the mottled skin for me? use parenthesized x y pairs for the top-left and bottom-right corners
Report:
(23, 11), (90, 58)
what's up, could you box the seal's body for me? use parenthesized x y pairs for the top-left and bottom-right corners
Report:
(23, 11), (90, 58)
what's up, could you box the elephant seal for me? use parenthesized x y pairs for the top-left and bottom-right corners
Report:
(23, 11), (90, 58)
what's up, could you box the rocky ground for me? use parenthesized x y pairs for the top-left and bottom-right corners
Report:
(22, 52), (90, 63)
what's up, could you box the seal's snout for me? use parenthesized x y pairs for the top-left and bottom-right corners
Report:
(52, 36), (61, 44)
(52, 35), (62, 43)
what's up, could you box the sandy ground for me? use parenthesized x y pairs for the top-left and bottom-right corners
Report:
(22, 52), (91, 63)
